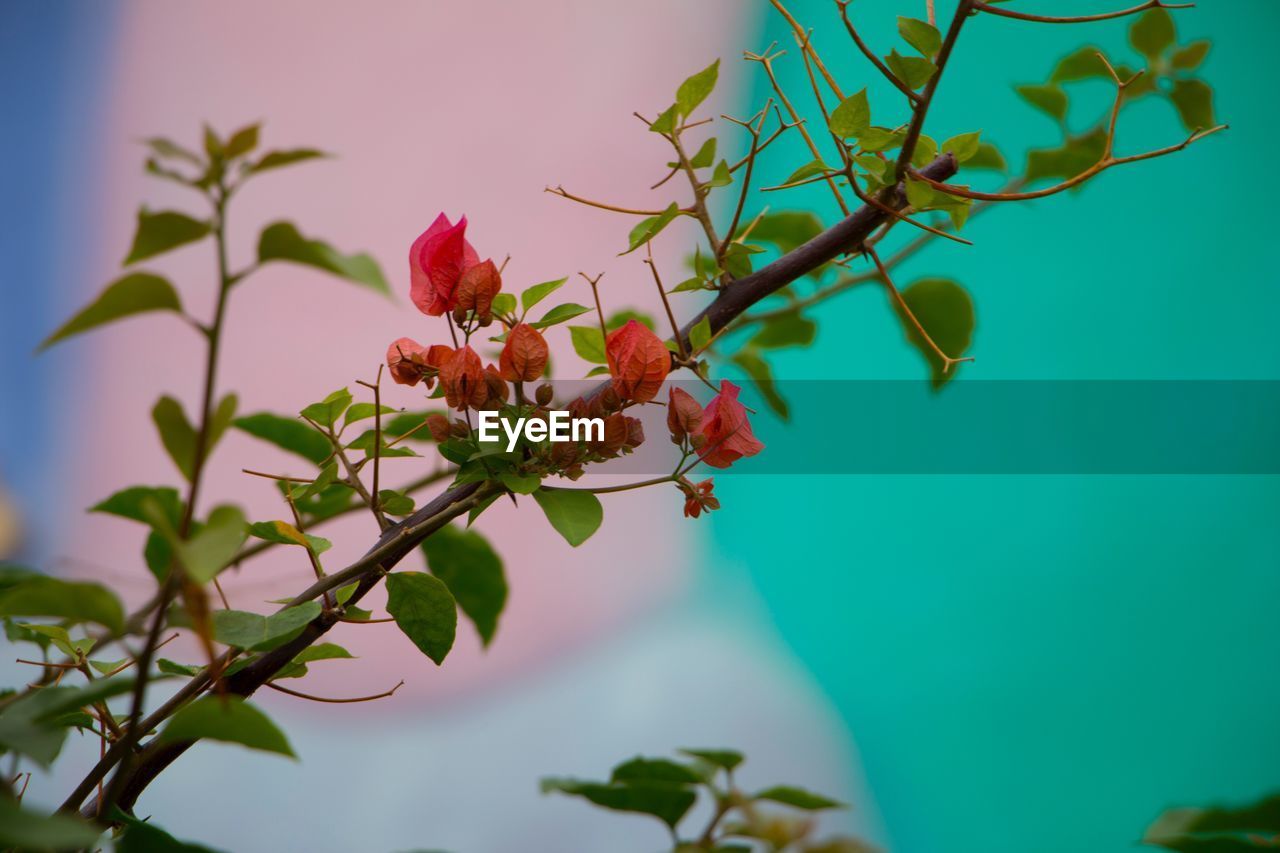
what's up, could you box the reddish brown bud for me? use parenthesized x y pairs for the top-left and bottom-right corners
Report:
(455, 259), (502, 322)
(666, 386), (705, 443)
(425, 413), (451, 443)
(535, 383), (555, 407)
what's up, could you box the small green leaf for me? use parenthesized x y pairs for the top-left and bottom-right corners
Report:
(274, 642), (355, 680)
(541, 778), (696, 830)
(885, 50), (936, 90)
(491, 292), (517, 318)
(966, 142), (1008, 172)
(676, 59), (719, 117)
(532, 302), (593, 329)
(1050, 46), (1111, 83)
(385, 572), (457, 665)
(1130, 7), (1176, 60)
(649, 105), (678, 134)
(1170, 79), (1215, 131)
(423, 524), (508, 647)
(144, 137), (202, 165)
(157, 695), (296, 757)
(117, 818), (225, 853)
(754, 785), (845, 810)
(569, 325), (607, 364)
(374, 488), (415, 516)
(341, 402), (396, 429)
(941, 131), (982, 163)
(706, 159), (733, 189)
(731, 349), (788, 419)
(1171, 40), (1210, 71)
(233, 413), (332, 464)
(898, 277), (975, 388)
(0, 575), (125, 634)
(0, 796), (103, 850)
(223, 123), (260, 159)
(690, 137), (717, 168)
(499, 472), (541, 495)
(212, 602), (321, 651)
(782, 159), (832, 187)
(124, 209), (212, 265)
(689, 316), (713, 352)
(828, 88), (871, 137)
(152, 395), (198, 480)
(520, 277), (568, 314)
(248, 519), (330, 555)
(911, 134), (939, 168)
(747, 211), (822, 254)
(258, 221), (390, 295)
(855, 126), (905, 153)
(898, 16), (941, 57)
(752, 314), (816, 349)
(531, 488), (603, 547)
(612, 757), (703, 785)
(1016, 84), (1068, 122)
(39, 273), (182, 350)
(678, 748), (745, 772)
(622, 203), (682, 255)
(300, 387), (352, 429)
(248, 148), (328, 174)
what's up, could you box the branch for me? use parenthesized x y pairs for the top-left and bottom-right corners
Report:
(836, 0), (925, 105)
(972, 0), (1193, 24)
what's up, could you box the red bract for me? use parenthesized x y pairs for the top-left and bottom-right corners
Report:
(386, 337), (427, 386)
(695, 380), (764, 469)
(680, 478), (720, 518)
(456, 259), (502, 322)
(667, 386), (704, 443)
(410, 213), (480, 316)
(438, 345), (487, 410)
(605, 319), (669, 403)
(499, 323), (549, 382)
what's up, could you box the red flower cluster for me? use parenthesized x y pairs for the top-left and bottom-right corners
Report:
(667, 381), (764, 469)
(410, 213), (481, 316)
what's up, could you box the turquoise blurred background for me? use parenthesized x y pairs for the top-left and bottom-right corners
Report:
(710, 2), (1280, 851)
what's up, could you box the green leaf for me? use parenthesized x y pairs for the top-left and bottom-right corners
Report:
(706, 159), (733, 189)
(157, 695), (296, 757)
(885, 50), (936, 90)
(781, 159), (833, 187)
(491, 292), (517, 318)
(649, 104), (678, 134)
(1015, 84), (1068, 122)
(898, 277), (975, 388)
(152, 395), (198, 480)
(377, 489), (416, 516)
(144, 136), (202, 165)
(39, 273), (182, 350)
(499, 472), (541, 495)
(0, 796), (103, 850)
(676, 59), (719, 117)
(248, 148), (328, 174)
(0, 576), (125, 634)
(828, 88), (871, 137)
(384, 410), (447, 443)
(690, 137), (717, 168)
(911, 134), (939, 168)
(209, 392), (239, 449)
(855, 125), (906, 153)
(163, 504), (248, 583)
(612, 757), (703, 785)
(1025, 127), (1107, 183)
(1050, 46), (1110, 83)
(747, 211), (822, 254)
(274, 642), (355, 680)
(678, 748), (744, 772)
(248, 519), (330, 555)
(966, 142), (1008, 172)
(385, 572), (457, 665)
(224, 123), (260, 159)
(0, 677), (136, 766)
(689, 316), (713, 353)
(1130, 7), (1176, 60)
(754, 785), (845, 810)
(752, 314), (816, 349)
(532, 302), (593, 329)
(731, 350), (788, 419)
(520, 277), (568, 314)
(1144, 794), (1280, 851)
(940, 131), (982, 163)
(1170, 78), (1215, 131)
(1171, 40), (1210, 71)
(541, 778), (696, 830)
(335, 405), (393, 435)
(124, 209), (212, 265)
(423, 524), (508, 647)
(532, 488), (603, 547)
(898, 16), (941, 57)
(300, 387), (352, 428)
(212, 602), (321, 651)
(117, 818), (225, 853)
(569, 325), (607, 364)
(622, 203), (682, 255)
(257, 221), (390, 295)
(233, 413), (332, 464)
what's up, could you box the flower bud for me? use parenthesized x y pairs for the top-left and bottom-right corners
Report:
(535, 383), (555, 407)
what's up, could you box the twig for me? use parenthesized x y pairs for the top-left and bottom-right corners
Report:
(972, 0), (1192, 24)
(265, 679), (404, 704)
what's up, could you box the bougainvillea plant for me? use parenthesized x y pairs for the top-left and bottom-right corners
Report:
(1, 1), (1264, 851)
